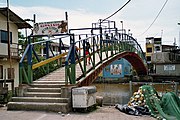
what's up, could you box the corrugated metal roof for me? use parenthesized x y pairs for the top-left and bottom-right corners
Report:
(0, 7), (32, 29)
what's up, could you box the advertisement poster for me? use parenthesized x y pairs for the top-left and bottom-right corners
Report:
(33, 20), (68, 35)
(110, 64), (122, 75)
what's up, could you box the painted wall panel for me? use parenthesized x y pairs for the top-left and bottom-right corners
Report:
(103, 58), (131, 78)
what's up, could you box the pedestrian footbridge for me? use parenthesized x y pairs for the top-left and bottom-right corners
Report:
(7, 20), (148, 112)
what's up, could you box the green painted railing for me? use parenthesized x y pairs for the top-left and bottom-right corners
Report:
(64, 26), (147, 85)
(19, 35), (71, 84)
(19, 19), (147, 85)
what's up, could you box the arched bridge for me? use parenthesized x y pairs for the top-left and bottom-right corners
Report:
(19, 20), (148, 86)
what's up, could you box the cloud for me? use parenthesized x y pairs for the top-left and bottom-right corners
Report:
(9, 1), (180, 51)
(10, 5), (104, 28)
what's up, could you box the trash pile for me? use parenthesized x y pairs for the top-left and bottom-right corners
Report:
(115, 85), (180, 119)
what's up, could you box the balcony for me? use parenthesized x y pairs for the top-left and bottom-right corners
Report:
(0, 43), (20, 59)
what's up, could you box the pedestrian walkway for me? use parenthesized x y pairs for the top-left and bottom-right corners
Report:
(0, 106), (155, 120)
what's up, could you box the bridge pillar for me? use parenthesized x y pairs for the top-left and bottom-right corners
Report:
(61, 86), (76, 111)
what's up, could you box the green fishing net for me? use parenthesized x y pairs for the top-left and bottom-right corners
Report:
(140, 85), (180, 120)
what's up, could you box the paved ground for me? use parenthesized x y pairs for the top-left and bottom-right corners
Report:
(0, 105), (155, 120)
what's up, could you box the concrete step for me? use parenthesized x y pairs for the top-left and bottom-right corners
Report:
(30, 84), (63, 88)
(33, 81), (65, 84)
(24, 92), (61, 97)
(27, 88), (61, 93)
(7, 102), (69, 113)
(12, 97), (69, 103)
(37, 79), (65, 81)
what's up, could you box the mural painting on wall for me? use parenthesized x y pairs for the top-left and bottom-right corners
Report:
(110, 64), (122, 75)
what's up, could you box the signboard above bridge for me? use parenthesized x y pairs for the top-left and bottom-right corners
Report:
(33, 20), (68, 36)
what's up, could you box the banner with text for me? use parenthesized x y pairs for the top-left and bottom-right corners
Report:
(33, 20), (68, 35)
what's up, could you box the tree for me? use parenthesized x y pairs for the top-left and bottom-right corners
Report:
(18, 32), (27, 56)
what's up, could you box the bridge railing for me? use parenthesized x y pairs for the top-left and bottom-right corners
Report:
(19, 34), (71, 84)
(19, 20), (147, 85)
(64, 27), (147, 85)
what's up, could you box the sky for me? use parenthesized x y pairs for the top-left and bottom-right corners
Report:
(0, 0), (180, 50)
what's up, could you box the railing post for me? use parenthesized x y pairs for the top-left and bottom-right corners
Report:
(65, 65), (68, 85)
(111, 41), (113, 57)
(46, 39), (50, 73)
(83, 39), (86, 75)
(27, 37), (32, 84)
(70, 35), (76, 84)
(78, 35), (81, 57)
(92, 37), (95, 69)
(59, 38), (62, 67)
(118, 33), (121, 52)
(106, 37), (109, 59)
(100, 27), (103, 63)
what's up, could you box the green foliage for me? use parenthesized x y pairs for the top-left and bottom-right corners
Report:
(18, 32), (27, 56)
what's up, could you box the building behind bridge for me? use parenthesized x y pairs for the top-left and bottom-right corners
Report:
(145, 37), (180, 81)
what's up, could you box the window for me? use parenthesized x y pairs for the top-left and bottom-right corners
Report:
(146, 56), (151, 61)
(8, 68), (14, 79)
(0, 30), (12, 44)
(0, 65), (3, 79)
(155, 46), (160, 51)
(147, 48), (152, 53)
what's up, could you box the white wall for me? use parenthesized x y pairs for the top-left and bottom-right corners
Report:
(0, 13), (20, 89)
(0, 59), (19, 89)
(0, 13), (18, 56)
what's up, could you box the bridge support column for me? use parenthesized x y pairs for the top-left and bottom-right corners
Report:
(61, 86), (76, 112)
(61, 86), (76, 98)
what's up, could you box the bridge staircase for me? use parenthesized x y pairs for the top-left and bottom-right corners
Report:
(7, 68), (71, 113)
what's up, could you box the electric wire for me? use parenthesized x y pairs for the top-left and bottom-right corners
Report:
(102, 0), (131, 22)
(138, 0), (168, 36)
(0, 1), (132, 25)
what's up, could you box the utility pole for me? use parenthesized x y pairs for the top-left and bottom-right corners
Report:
(7, 0), (12, 80)
(178, 23), (180, 48)
(65, 12), (68, 33)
